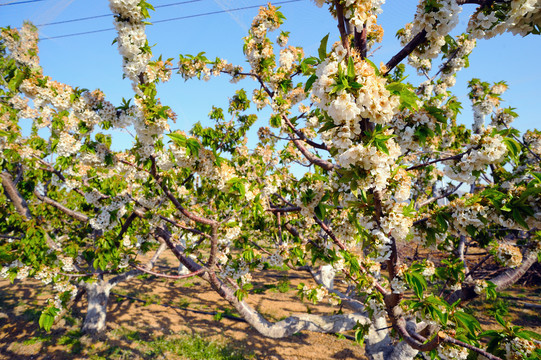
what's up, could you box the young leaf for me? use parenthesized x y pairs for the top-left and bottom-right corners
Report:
(318, 33), (330, 61)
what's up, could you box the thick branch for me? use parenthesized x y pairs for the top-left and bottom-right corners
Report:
(108, 242), (168, 287)
(34, 191), (88, 222)
(207, 269), (370, 338)
(161, 224), (372, 338)
(133, 264), (204, 279)
(491, 250), (538, 289)
(153, 170), (218, 227)
(1, 171), (32, 220)
(267, 206), (301, 213)
(354, 24), (367, 59)
(334, 0), (351, 57)
(384, 30), (427, 76)
(447, 250), (538, 303)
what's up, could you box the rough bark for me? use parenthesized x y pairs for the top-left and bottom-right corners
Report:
(81, 279), (111, 336)
(1, 171), (32, 220)
(447, 250), (538, 304)
(80, 243), (167, 335)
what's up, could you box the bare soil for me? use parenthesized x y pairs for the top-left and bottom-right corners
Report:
(0, 250), (540, 360)
(0, 251), (367, 360)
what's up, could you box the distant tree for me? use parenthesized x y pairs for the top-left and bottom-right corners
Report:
(1, 0), (540, 359)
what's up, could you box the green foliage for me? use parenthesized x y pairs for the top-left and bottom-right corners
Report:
(39, 306), (60, 332)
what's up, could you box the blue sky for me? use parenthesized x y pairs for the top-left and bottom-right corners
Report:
(1, 0), (539, 151)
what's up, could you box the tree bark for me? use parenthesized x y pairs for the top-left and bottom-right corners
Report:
(80, 243), (166, 335)
(1, 171), (32, 220)
(81, 279), (111, 336)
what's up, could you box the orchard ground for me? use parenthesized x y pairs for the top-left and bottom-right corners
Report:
(1, 247), (540, 360)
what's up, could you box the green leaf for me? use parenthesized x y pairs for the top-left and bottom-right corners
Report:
(304, 74), (317, 93)
(39, 307), (60, 331)
(517, 330), (541, 341)
(386, 82), (419, 110)
(347, 57), (356, 80)
(454, 311), (481, 336)
(512, 208), (529, 229)
(270, 114), (282, 128)
(318, 33), (329, 61)
(495, 313), (506, 327)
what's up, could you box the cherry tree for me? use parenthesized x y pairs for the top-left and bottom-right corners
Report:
(1, 0), (541, 359)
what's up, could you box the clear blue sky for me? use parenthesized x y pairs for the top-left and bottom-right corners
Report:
(1, 0), (539, 151)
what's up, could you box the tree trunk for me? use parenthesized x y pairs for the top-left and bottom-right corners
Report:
(81, 280), (111, 336)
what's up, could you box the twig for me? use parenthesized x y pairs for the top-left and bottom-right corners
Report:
(439, 332), (503, 360)
(406, 149), (472, 171)
(132, 264), (205, 279)
(417, 182), (463, 208)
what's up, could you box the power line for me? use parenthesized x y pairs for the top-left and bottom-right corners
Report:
(0, 0), (45, 5)
(34, 0), (203, 27)
(40, 0), (303, 41)
(153, 0), (302, 25)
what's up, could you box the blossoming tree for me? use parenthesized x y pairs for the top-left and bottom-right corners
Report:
(1, 0), (541, 359)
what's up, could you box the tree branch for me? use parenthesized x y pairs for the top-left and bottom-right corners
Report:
(34, 190), (89, 222)
(383, 30), (427, 76)
(133, 264), (204, 279)
(282, 116), (335, 171)
(406, 149), (472, 171)
(151, 158), (218, 227)
(447, 250), (538, 303)
(417, 182), (463, 208)
(439, 331), (503, 360)
(1, 171), (32, 220)
(334, 0), (351, 57)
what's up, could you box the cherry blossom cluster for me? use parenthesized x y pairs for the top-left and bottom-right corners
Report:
(313, 44), (399, 127)
(243, 4), (282, 74)
(468, 0), (541, 39)
(301, 283), (329, 303)
(447, 195), (488, 237)
(390, 264), (408, 294)
(437, 344), (469, 360)
(504, 336), (538, 359)
(1, 23), (39, 69)
(398, 0), (462, 73)
(492, 241), (523, 268)
(294, 180), (325, 220)
(419, 34), (476, 105)
(341, 0), (385, 34)
(468, 79), (507, 133)
(109, 0), (151, 87)
(443, 129), (508, 184)
(393, 109), (444, 153)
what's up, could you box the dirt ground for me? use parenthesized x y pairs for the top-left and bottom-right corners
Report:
(1, 250), (540, 360)
(0, 251), (368, 360)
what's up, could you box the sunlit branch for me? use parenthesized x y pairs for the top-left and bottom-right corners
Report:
(1, 171), (32, 220)
(384, 30), (427, 76)
(282, 115), (334, 171)
(34, 190), (89, 222)
(406, 149), (473, 171)
(132, 264), (204, 279)
(417, 182), (463, 208)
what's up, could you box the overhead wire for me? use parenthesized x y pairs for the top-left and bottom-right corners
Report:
(0, 0), (46, 6)
(34, 0), (203, 27)
(39, 0), (303, 41)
